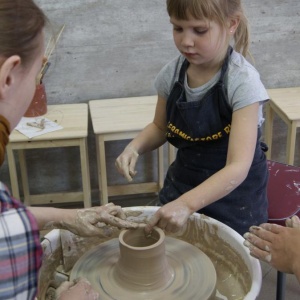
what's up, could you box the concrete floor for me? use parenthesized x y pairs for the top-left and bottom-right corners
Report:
(258, 261), (300, 300)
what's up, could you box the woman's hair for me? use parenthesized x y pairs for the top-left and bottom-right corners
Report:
(0, 0), (47, 67)
(166, 0), (250, 57)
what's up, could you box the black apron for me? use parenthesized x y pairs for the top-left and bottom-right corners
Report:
(159, 48), (268, 235)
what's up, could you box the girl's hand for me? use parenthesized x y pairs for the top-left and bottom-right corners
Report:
(115, 146), (139, 182)
(145, 199), (193, 234)
(56, 278), (99, 300)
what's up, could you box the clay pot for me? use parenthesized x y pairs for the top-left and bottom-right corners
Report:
(114, 226), (173, 291)
(40, 207), (262, 300)
(24, 83), (47, 117)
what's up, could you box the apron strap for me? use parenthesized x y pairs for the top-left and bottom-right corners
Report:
(178, 59), (189, 85)
(219, 46), (233, 84)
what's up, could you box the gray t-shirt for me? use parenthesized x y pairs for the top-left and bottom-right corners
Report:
(154, 50), (269, 127)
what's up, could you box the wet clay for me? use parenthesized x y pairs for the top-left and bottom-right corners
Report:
(169, 215), (251, 299)
(70, 226), (217, 300)
(39, 209), (252, 300)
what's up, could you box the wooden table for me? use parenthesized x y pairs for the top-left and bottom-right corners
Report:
(6, 104), (91, 207)
(265, 87), (300, 165)
(89, 96), (165, 204)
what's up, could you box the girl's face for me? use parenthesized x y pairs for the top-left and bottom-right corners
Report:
(170, 15), (230, 69)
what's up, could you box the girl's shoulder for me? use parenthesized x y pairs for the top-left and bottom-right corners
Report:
(154, 55), (185, 98)
(226, 51), (266, 95)
(228, 51), (261, 80)
(158, 54), (185, 80)
(226, 51), (268, 113)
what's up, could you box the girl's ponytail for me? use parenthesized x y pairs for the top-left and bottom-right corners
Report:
(234, 16), (250, 57)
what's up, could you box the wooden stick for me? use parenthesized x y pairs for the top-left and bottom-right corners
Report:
(36, 25), (65, 84)
(46, 25), (65, 59)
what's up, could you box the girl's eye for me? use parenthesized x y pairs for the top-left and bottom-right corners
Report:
(195, 29), (208, 35)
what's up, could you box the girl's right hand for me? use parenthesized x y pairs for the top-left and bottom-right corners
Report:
(115, 146), (139, 182)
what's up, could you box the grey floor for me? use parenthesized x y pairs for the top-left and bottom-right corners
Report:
(258, 261), (300, 300)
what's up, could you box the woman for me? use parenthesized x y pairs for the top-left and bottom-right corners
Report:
(0, 1), (137, 299)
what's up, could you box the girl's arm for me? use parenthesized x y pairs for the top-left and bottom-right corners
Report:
(115, 95), (167, 181)
(146, 102), (260, 232)
(182, 101), (259, 210)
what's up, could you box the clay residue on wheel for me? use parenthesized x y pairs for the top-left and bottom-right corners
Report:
(38, 209), (252, 300)
(168, 215), (251, 299)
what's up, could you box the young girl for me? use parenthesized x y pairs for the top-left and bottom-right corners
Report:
(0, 1), (137, 299)
(116, 0), (269, 236)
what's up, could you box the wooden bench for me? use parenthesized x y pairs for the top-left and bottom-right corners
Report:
(265, 87), (300, 165)
(89, 96), (165, 205)
(6, 104), (91, 207)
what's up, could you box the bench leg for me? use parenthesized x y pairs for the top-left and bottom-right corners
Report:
(97, 135), (109, 205)
(265, 102), (274, 160)
(6, 145), (21, 200)
(18, 150), (30, 206)
(80, 138), (91, 208)
(158, 146), (164, 190)
(286, 122), (296, 165)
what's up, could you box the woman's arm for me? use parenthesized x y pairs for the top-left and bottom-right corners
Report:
(28, 203), (139, 237)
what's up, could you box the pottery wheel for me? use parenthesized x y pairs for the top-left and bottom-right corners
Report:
(70, 236), (217, 300)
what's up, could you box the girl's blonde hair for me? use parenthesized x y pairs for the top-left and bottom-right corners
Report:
(166, 0), (250, 57)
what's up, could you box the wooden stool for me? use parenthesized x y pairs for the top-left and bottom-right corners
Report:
(89, 96), (164, 205)
(6, 104), (91, 207)
(265, 87), (300, 165)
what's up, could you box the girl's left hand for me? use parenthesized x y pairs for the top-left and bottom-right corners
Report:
(145, 199), (193, 233)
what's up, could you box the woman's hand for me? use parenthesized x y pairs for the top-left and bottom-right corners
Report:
(42, 203), (140, 237)
(145, 199), (193, 234)
(115, 146), (139, 182)
(56, 278), (99, 300)
(67, 203), (140, 237)
(243, 221), (300, 277)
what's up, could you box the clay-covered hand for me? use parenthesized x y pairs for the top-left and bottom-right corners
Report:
(115, 146), (139, 182)
(56, 278), (99, 300)
(62, 203), (140, 237)
(243, 221), (300, 278)
(145, 199), (193, 234)
(285, 215), (300, 229)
